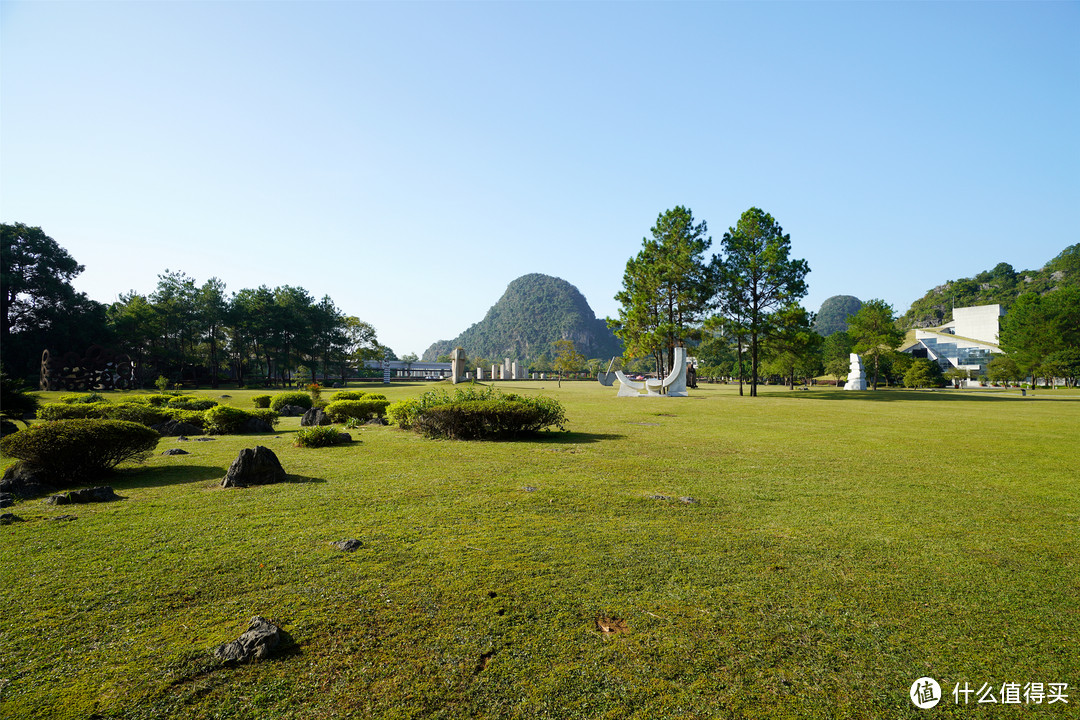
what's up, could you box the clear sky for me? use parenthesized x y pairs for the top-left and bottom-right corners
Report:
(2, 1), (1077, 357)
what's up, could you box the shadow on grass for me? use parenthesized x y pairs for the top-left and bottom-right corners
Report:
(529, 431), (626, 444)
(789, 389), (1080, 403)
(111, 464), (224, 489)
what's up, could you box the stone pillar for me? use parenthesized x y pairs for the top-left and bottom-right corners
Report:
(476, 367), (484, 381)
(511, 361), (519, 380)
(491, 364), (498, 381)
(450, 348), (465, 384)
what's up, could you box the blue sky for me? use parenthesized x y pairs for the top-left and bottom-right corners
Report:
(2, 1), (1077, 357)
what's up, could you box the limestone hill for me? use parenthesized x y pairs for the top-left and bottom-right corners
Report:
(422, 274), (623, 363)
(900, 244), (1079, 329)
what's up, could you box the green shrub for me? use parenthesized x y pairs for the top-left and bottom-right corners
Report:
(38, 402), (108, 421)
(333, 390), (366, 401)
(203, 406), (254, 434)
(412, 399), (558, 440)
(100, 402), (172, 426)
(202, 406), (278, 434)
(59, 392), (107, 404)
(0, 419), (160, 485)
(1, 371), (40, 427)
(269, 392), (313, 411)
(250, 409), (281, 427)
(252, 394), (272, 408)
(325, 398), (390, 423)
(386, 399), (422, 429)
(387, 386), (567, 440)
(294, 425), (347, 448)
(166, 396), (218, 411)
(165, 408), (208, 430)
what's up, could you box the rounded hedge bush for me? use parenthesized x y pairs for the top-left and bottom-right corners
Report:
(269, 392), (313, 412)
(325, 398), (390, 423)
(100, 402), (172, 426)
(332, 390), (365, 401)
(252, 394), (272, 408)
(294, 425), (347, 448)
(411, 400), (544, 440)
(165, 396), (218, 411)
(0, 419), (160, 485)
(58, 392), (107, 404)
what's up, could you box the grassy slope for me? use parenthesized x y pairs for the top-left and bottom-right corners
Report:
(1, 383), (1077, 719)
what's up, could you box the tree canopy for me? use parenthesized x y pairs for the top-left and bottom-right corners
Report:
(846, 299), (904, 390)
(609, 207), (716, 376)
(711, 208), (809, 396)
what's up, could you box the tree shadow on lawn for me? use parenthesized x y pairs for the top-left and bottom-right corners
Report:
(791, 389), (1080, 403)
(110, 464), (225, 490)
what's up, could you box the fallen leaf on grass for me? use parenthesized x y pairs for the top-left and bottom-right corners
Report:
(596, 616), (629, 635)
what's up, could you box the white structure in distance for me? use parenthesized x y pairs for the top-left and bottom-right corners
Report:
(612, 347), (689, 397)
(844, 353), (867, 390)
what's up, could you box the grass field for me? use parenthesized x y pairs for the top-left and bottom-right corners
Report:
(2, 382), (1077, 719)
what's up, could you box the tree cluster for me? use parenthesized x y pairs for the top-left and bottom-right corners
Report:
(610, 206), (812, 396)
(1, 223), (386, 387)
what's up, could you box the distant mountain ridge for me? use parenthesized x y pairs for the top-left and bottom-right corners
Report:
(900, 244), (1079, 329)
(422, 274), (623, 363)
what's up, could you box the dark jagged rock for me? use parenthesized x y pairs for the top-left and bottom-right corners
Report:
(221, 446), (287, 488)
(0, 492), (13, 508)
(161, 448), (190, 456)
(1, 462), (57, 500)
(277, 405), (307, 417)
(46, 486), (121, 505)
(212, 616), (281, 662)
(300, 408), (331, 427)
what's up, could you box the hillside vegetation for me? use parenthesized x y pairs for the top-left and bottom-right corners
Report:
(813, 295), (862, 336)
(900, 244), (1079, 329)
(423, 274), (622, 363)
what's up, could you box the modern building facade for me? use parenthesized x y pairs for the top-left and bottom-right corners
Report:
(900, 304), (1004, 384)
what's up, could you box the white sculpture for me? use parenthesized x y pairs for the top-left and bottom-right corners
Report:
(844, 353), (867, 390)
(613, 347), (689, 397)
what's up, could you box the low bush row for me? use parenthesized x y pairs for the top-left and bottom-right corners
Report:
(36, 397), (278, 434)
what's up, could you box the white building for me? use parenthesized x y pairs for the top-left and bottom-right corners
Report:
(900, 304), (1004, 384)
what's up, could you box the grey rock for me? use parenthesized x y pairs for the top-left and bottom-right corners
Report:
(212, 616), (281, 662)
(647, 494), (670, 501)
(336, 432), (353, 443)
(194, 437), (216, 442)
(678, 496), (699, 504)
(0, 492), (13, 508)
(47, 486), (120, 505)
(50, 514), (78, 521)
(522, 486), (538, 493)
(364, 417), (388, 426)
(162, 448), (190, 456)
(219, 394), (232, 398)
(221, 446), (288, 488)
(300, 407), (331, 427)
(0, 512), (23, 525)
(277, 404), (307, 417)
(331, 538), (363, 552)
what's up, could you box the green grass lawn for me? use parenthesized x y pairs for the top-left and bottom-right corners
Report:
(2, 382), (1078, 719)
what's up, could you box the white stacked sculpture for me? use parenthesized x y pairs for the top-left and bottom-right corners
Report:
(843, 353), (867, 390)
